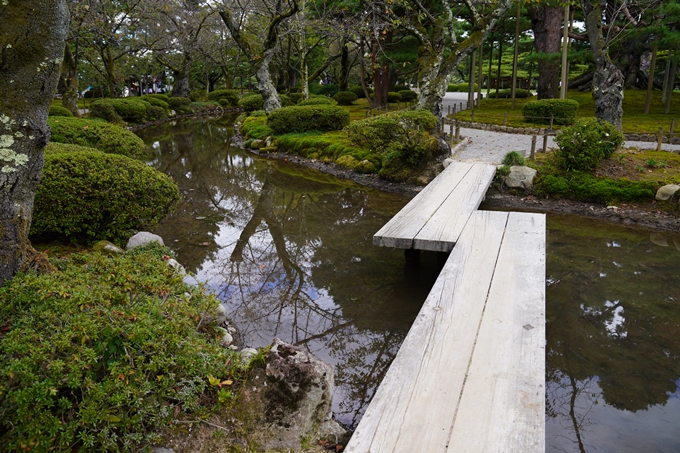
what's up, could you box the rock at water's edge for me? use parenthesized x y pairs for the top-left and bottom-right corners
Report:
(655, 184), (680, 201)
(505, 165), (537, 190)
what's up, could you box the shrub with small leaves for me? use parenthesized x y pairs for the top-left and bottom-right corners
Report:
(387, 91), (403, 103)
(47, 117), (146, 159)
(140, 95), (170, 111)
(333, 91), (358, 105)
(267, 105), (349, 134)
(238, 94), (264, 112)
(90, 98), (152, 124)
(167, 96), (191, 111)
(0, 244), (243, 452)
(31, 150), (179, 244)
(207, 89), (240, 106)
(501, 151), (526, 166)
(89, 101), (123, 123)
(298, 96), (334, 106)
(240, 115), (273, 140)
(398, 90), (418, 102)
(49, 105), (73, 117)
(553, 118), (625, 171)
(349, 86), (371, 98)
(522, 99), (579, 125)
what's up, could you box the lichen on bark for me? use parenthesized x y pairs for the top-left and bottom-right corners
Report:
(0, 0), (69, 285)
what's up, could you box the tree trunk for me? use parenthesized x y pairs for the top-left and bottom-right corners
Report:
(527, 4), (563, 99)
(0, 0), (69, 285)
(172, 54), (192, 98)
(339, 41), (350, 92)
(582, 0), (624, 129)
(61, 43), (80, 117)
(256, 47), (282, 113)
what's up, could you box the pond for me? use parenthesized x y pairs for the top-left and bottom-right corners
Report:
(136, 117), (680, 452)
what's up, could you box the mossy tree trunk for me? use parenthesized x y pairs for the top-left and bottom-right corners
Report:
(60, 43), (80, 116)
(407, 0), (512, 123)
(527, 4), (563, 100)
(219, 0), (299, 114)
(582, 0), (624, 129)
(0, 0), (69, 286)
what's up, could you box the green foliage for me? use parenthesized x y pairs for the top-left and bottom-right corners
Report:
(47, 117), (147, 160)
(279, 94), (294, 107)
(398, 90), (418, 102)
(207, 89), (240, 106)
(333, 91), (359, 105)
(317, 84), (339, 96)
(349, 86), (372, 98)
(45, 142), (99, 155)
(267, 105), (350, 134)
(289, 93), (303, 104)
(522, 99), (579, 125)
(88, 101), (124, 123)
(238, 94), (264, 112)
(90, 98), (152, 124)
(189, 90), (207, 102)
(240, 115), (273, 140)
(140, 95), (170, 111)
(298, 96), (334, 106)
(553, 118), (625, 171)
(488, 89), (533, 99)
(393, 84), (409, 92)
(501, 151), (526, 166)
(147, 105), (167, 121)
(346, 110), (439, 181)
(0, 244), (242, 452)
(387, 92), (403, 103)
(534, 171), (656, 203)
(167, 97), (191, 111)
(447, 82), (478, 92)
(49, 105), (73, 117)
(31, 150), (179, 244)
(496, 165), (511, 177)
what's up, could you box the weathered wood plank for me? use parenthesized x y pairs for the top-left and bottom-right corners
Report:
(413, 164), (496, 252)
(345, 211), (511, 453)
(373, 162), (474, 249)
(446, 212), (546, 453)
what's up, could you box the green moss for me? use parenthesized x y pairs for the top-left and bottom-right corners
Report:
(267, 105), (349, 134)
(48, 105), (73, 117)
(534, 170), (657, 203)
(47, 117), (147, 159)
(336, 155), (359, 169)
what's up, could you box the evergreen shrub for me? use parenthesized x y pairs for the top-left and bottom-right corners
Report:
(447, 83), (478, 92)
(31, 150), (179, 244)
(240, 115), (273, 140)
(522, 99), (579, 125)
(267, 105), (350, 134)
(289, 93), (303, 104)
(167, 96), (191, 111)
(0, 243), (241, 452)
(49, 105), (73, 117)
(207, 89), (240, 106)
(317, 84), (339, 96)
(47, 117), (146, 159)
(333, 91), (359, 105)
(189, 90), (207, 102)
(387, 92), (403, 103)
(238, 94), (264, 111)
(45, 142), (100, 155)
(553, 118), (625, 171)
(140, 95), (170, 110)
(398, 90), (418, 102)
(488, 88), (533, 99)
(90, 98), (152, 124)
(349, 86), (372, 98)
(89, 102), (123, 123)
(393, 84), (409, 92)
(298, 96), (334, 106)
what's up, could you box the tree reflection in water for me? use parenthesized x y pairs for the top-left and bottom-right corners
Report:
(139, 118), (437, 427)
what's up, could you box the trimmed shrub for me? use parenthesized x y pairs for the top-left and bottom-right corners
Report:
(553, 118), (625, 171)
(317, 84), (339, 96)
(398, 90), (418, 102)
(346, 109), (439, 180)
(393, 84), (409, 92)
(189, 90), (207, 102)
(238, 93), (264, 112)
(488, 88), (533, 99)
(522, 98), (579, 125)
(140, 95), (170, 111)
(240, 115), (273, 140)
(298, 96), (334, 106)
(387, 92), (403, 103)
(207, 89), (240, 106)
(333, 91), (359, 105)
(147, 105), (167, 121)
(89, 101), (123, 123)
(447, 82), (478, 92)
(0, 244), (241, 452)
(267, 105), (350, 134)
(45, 142), (100, 155)
(289, 93), (303, 104)
(140, 93), (170, 103)
(31, 150), (179, 244)
(167, 96), (191, 111)
(534, 171), (656, 203)
(279, 94), (294, 107)
(349, 85), (372, 98)
(90, 98), (151, 124)
(502, 151), (526, 166)
(49, 105), (73, 117)
(47, 117), (146, 159)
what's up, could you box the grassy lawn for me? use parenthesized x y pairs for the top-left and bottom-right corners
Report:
(453, 89), (680, 134)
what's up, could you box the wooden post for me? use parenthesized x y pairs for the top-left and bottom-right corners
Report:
(460, 102), (463, 111)
(448, 104), (451, 116)
(530, 135), (537, 160)
(449, 122), (454, 146)
(657, 127), (664, 151)
(453, 104), (457, 114)
(560, 4), (570, 99)
(455, 120), (460, 140)
(550, 114), (554, 130)
(542, 129), (548, 152)
(477, 41), (483, 108)
(471, 109), (475, 122)
(504, 111), (507, 127)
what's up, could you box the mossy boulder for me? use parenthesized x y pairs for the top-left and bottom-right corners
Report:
(47, 117), (147, 159)
(31, 150), (179, 245)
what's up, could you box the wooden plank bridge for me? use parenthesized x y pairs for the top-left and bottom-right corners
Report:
(345, 162), (546, 453)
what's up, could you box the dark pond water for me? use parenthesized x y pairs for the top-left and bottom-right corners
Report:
(137, 117), (680, 452)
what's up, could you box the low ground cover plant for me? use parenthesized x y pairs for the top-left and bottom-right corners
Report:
(47, 117), (147, 159)
(0, 243), (243, 452)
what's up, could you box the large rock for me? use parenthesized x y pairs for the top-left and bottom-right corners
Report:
(655, 184), (680, 201)
(126, 232), (164, 250)
(264, 339), (348, 450)
(504, 165), (537, 189)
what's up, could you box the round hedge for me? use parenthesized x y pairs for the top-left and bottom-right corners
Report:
(48, 117), (147, 159)
(333, 91), (358, 105)
(49, 105), (73, 117)
(238, 93), (264, 111)
(89, 98), (152, 124)
(167, 96), (191, 111)
(387, 92), (403, 103)
(45, 142), (100, 155)
(553, 118), (624, 171)
(398, 90), (418, 102)
(267, 105), (350, 134)
(31, 150), (179, 244)
(298, 96), (334, 106)
(140, 95), (170, 111)
(207, 89), (240, 106)
(522, 99), (579, 125)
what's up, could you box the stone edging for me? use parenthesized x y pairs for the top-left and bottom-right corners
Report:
(448, 120), (680, 144)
